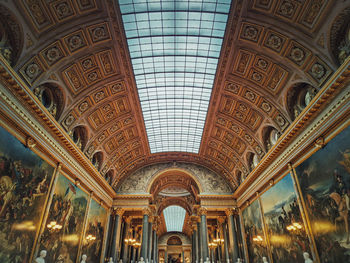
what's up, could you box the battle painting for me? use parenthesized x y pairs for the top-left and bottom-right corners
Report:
(36, 173), (88, 263)
(0, 125), (55, 263)
(295, 125), (350, 262)
(241, 199), (268, 263)
(80, 198), (108, 263)
(260, 173), (313, 263)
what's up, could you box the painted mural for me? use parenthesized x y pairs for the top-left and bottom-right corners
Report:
(295, 125), (350, 262)
(36, 173), (89, 263)
(241, 199), (268, 263)
(80, 198), (108, 263)
(0, 125), (55, 263)
(260, 174), (312, 263)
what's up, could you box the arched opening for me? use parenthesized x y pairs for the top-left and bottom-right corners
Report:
(286, 82), (318, 120)
(105, 169), (115, 185)
(0, 5), (23, 66)
(92, 151), (103, 171)
(32, 83), (65, 120)
(71, 125), (88, 151)
(262, 126), (280, 151)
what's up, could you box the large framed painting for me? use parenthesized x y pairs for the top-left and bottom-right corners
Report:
(241, 199), (268, 263)
(260, 173), (313, 263)
(36, 173), (89, 263)
(80, 198), (108, 263)
(0, 125), (55, 263)
(294, 125), (350, 262)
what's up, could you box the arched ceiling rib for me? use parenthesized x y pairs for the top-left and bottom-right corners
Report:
(11, 0), (340, 189)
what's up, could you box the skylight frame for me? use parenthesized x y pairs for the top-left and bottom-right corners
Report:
(119, 0), (232, 153)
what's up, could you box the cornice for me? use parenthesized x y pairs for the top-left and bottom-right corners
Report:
(0, 55), (116, 205)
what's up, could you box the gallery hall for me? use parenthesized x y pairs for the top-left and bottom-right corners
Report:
(0, 0), (349, 262)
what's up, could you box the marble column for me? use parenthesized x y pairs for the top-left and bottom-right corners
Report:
(110, 208), (124, 262)
(223, 223), (230, 263)
(197, 220), (201, 262)
(122, 217), (132, 263)
(141, 209), (150, 260)
(148, 221), (153, 262)
(152, 229), (157, 263)
(198, 207), (209, 261)
(182, 249), (185, 263)
(226, 209), (239, 262)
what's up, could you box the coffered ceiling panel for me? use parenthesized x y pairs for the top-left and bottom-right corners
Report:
(7, 0), (343, 190)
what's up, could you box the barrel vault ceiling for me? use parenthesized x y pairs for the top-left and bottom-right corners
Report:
(4, 0), (346, 191)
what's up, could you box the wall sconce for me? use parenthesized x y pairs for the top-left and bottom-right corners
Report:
(252, 235), (263, 242)
(213, 238), (224, 245)
(86, 234), (96, 242)
(124, 237), (136, 245)
(47, 221), (62, 232)
(133, 241), (141, 248)
(286, 222), (302, 231)
(208, 242), (218, 249)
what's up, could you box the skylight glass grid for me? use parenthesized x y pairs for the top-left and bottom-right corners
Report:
(120, 0), (231, 153)
(163, 205), (186, 232)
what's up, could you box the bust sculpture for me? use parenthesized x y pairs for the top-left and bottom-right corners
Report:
(139, 257), (145, 263)
(236, 259), (242, 263)
(35, 250), (47, 263)
(204, 257), (210, 263)
(262, 257), (268, 263)
(81, 254), (87, 263)
(303, 252), (313, 263)
(108, 257), (114, 263)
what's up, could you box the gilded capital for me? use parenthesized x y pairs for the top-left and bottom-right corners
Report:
(142, 207), (152, 216)
(225, 208), (235, 216)
(217, 216), (225, 225)
(198, 207), (208, 216)
(124, 216), (132, 224)
(115, 207), (124, 216)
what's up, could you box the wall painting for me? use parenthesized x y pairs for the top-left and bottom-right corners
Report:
(0, 125), (55, 263)
(241, 199), (268, 263)
(80, 198), (108, 263)
(294, 125), (350, 262)
(260, 173), (313, 262)
(36, 173), (89, 263)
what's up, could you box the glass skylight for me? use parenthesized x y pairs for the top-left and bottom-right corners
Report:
(163, 205), (186, 232)
(119, 0), (232, 153)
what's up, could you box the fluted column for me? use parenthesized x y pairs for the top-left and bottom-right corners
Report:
(165, 248), (168, 263)
(225, 209), (239, 262)
(141, 208), (151, 260)
(110, 208), (124, 261)
(198, 207), (209, 261)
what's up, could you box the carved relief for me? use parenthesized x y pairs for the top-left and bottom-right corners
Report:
(285, 40), (311, 67)
(240, 23), (262, 42)
(40, 40), (65, 66)
(63, 30), (88, 53)
(50, 0), (75, 22)
(263, 30), (287, 53)
(19, 56), (44, 84)
(306, 57), (332, 84)
(87, 22), (111, 43)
